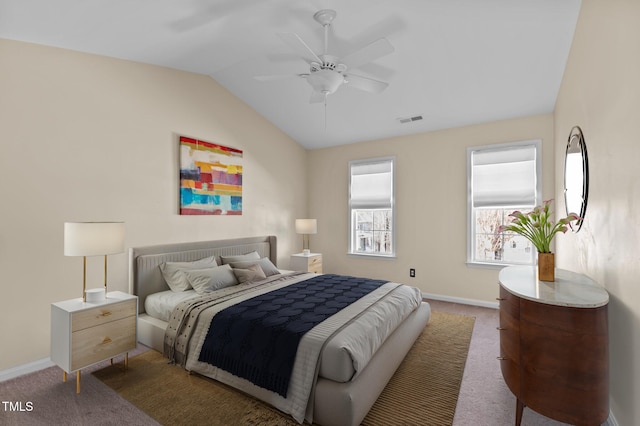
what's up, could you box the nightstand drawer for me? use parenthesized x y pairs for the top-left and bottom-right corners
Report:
(308, 261), (323, 273)
(309, 256), (321, 266)
(71, 315), (136, 371)
(72, 298), (136, 332)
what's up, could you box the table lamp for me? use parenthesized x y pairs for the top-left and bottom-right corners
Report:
(64, 222), (125, 302)
(295, 219), (317, 256)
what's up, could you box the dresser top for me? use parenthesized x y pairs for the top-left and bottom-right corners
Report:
(499, 266), (609, 308)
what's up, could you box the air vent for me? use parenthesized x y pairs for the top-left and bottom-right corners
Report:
(398, 115), (423, 124)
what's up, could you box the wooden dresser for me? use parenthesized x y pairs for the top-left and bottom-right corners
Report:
(498, 266), (609, 426)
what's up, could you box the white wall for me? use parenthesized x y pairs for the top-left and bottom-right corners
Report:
(554, 1), (640, 424)
(0, 39), (308, 371)
(308, 114), (555, 302)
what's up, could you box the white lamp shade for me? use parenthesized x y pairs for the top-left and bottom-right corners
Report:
(64, 222), (125, 256)
(295, 219), (317, 234)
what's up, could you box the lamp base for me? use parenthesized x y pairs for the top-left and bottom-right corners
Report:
(302, 249), (311, 256)
(85, 288), (106, 303)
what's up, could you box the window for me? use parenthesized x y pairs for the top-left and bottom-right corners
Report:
(467, 140), (541, 266)
(349, 157), (395, 257)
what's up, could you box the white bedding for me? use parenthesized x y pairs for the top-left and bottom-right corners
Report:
(148, 273), (422, 385)
(145, 289), (198, 322)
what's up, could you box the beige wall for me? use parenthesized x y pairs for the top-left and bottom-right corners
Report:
(308, 114), (554, 302)
(554, 1), (640, 424)
(0, 39), (308, 371)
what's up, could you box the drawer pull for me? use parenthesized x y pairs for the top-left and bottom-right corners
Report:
(496, 297), (506, 301)
(496, 327), (507, 331)
(101, 337), (112, 345)
(99, 311), (112, 317)
(497, 356), (508, 361)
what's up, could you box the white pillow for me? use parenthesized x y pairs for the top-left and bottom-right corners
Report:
(184, 265), (238, 294)
(220, 251), (261, 265)
(159, 255), (217, 292)
(233, 263), (267, 284)
(230, 257), (280, 277)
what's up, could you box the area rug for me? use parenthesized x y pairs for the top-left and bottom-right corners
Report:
(93, 310), (475, 425)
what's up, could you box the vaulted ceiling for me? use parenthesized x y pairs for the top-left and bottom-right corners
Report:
(0, 0), (581, 149)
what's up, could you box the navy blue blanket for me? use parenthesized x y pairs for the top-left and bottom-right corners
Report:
(198, 274), (387, 397)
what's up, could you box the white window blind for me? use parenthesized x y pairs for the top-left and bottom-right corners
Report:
(467, 140), (541, 267)
(471, 145), (537, 208)
(350, 160), (393, 209)
(349, 157), (395, 257)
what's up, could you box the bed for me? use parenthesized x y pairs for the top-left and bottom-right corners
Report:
(129, 235), (431, 426)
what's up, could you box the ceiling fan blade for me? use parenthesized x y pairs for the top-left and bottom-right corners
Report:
(254, 74), (307, 81)
(344, 73), (389, 94)
(277, 32), (322, 65)
(310, 91), (326, 104)
(341, 38), (394, 70)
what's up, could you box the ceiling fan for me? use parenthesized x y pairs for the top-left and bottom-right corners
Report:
(255, 9), (394, 103)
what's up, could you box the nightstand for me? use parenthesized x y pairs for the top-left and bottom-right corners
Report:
(290, 253), (322, 273)
(51, 291), (137, 393)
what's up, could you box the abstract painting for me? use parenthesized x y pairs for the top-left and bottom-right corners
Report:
(179, 136), (243, 215)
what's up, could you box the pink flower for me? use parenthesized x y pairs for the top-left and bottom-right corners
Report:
(496, 200), (582, 253)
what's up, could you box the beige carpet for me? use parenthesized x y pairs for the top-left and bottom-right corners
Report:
(93, 311), (475, 425)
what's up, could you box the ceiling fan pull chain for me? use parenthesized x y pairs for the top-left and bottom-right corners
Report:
(324, 95), (327, 132)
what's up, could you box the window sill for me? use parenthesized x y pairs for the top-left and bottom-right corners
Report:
(348, 252), (396, 260)
(466, 261), (533, 270)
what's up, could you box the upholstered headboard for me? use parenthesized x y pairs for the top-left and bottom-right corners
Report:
(129, 235), (277, 314)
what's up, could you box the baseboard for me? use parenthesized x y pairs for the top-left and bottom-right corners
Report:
(604, 412), (619, 426)
(421, 292), (499, 310)
(0, 358), (54, 383)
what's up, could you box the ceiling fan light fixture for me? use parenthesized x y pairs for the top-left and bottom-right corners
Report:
(307, 69), (344, 95)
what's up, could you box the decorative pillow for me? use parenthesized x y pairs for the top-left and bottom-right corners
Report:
(159, 255), (217, 292)
(230, 257), (280, 277)
(220, 251), (261, 265)
(233, 263), (267, 284)
(184, 265), (238, 294)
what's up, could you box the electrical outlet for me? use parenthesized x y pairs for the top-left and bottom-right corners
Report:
(409, 268), (415, 278)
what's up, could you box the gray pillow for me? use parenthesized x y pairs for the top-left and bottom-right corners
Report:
(233, 263), (267, 284)
(220, 251), (261, 265)
(184, 265), (238, 294)
(159, 255), (217, 292)
(230, 257), (280, 277)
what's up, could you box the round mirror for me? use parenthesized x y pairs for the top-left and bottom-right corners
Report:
(564, 126), (589, 232)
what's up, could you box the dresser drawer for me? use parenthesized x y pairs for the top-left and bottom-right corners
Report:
(499, 308), (520, 359)
(499, 285), (519, 318)
(71, 315), (136, 371)
(499, 289), (521, 397)
(72, 298), (136, 332)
